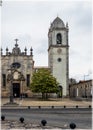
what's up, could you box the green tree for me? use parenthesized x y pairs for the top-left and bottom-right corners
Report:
(30, 68), (59, 99)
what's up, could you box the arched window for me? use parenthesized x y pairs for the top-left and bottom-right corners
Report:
(56, 33), (62, 44)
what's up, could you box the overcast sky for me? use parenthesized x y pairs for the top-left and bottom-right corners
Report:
(1, 0), (92, 81)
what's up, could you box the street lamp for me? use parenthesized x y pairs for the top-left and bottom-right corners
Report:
(84, 74), (89, 81)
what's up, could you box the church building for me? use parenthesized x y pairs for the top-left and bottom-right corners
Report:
(1, 17), (69, 98)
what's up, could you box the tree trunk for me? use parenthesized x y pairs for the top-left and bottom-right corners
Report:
(46, 93), (48, 99)
(42, 93), (45, 99)
(42, 93), (48, 100)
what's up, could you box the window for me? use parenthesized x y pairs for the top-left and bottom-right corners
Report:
(26, 74), (30, 87)
(56, 33), (62, 44)
(2, 74), (6, 87)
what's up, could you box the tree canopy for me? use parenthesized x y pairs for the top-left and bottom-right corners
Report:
(30, 68), (59, 99)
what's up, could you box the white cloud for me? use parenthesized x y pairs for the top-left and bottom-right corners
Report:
(1, 0), (92, 80)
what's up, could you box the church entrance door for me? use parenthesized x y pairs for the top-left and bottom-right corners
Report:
(13, 83), (20, 98)
(58, 86), (63, 98)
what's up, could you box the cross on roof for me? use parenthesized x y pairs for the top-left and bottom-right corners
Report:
(14, 39), (19, 47)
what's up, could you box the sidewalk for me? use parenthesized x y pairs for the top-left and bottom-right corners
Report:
(1, 98), (92, 107)
(1, 120), (63, 130)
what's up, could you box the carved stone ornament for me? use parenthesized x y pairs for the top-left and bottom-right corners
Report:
(13, 72), (19, 80)
(12, 43), (21, 55)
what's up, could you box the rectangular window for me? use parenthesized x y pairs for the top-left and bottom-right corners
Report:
(2, 74), (6, 87)
(26, 74), (30, 87)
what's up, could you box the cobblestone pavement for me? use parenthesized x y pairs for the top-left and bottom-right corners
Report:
(1, 120), (64, 130)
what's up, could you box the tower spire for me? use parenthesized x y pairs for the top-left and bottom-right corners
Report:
(30, 47), (33, 56)
(24, 47), (27, 55)
(6, 47), (9, 55)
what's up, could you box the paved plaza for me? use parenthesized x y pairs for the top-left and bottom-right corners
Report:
(1, 98), (92, 107)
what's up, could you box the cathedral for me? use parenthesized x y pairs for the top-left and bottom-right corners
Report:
(1, 17), (69, 98)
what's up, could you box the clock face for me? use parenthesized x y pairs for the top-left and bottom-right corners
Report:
(57, 49), (62, 54)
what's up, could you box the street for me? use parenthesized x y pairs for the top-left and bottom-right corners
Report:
(1, 108), (92, 129)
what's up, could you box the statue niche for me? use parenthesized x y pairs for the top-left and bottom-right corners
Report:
(12, 43), (21, 55)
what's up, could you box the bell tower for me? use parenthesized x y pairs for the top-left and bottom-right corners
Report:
(48, 17), (69, 97)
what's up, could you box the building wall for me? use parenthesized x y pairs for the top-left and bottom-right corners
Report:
(69, 80), (92, 98)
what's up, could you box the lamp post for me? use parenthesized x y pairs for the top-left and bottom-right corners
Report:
(84, 74), (89, 81)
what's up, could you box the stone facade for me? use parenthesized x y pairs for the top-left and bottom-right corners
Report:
(69, 80), (92, 98)
(1, 40), (34, 97)
(1, 17), (69, 98)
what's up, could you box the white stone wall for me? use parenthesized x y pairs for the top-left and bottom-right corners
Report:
(49, 47), (68, 96)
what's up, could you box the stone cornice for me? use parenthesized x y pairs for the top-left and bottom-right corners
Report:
(48, 27), (69, 35)
(1, 54), (33, 57)
(48, 45), (69, 51)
